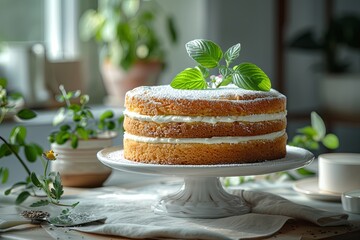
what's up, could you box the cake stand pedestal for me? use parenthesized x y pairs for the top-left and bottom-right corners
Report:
(97, 146), (314, 218)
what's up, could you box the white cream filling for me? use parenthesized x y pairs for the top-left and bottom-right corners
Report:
(124, 130), (286, 144)
(124, 110), (287, 124)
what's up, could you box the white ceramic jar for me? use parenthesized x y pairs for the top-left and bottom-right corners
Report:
(318, 153), (360, 194)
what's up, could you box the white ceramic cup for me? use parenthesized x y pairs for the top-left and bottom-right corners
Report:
(318, 153), (360, 194)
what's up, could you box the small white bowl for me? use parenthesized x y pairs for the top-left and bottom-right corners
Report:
(318, 153), (360, 194)
(342, 190), (360, 214)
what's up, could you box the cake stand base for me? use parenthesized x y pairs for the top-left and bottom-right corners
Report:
(152, 177), (250, 218)
(97, 146), (314, 219)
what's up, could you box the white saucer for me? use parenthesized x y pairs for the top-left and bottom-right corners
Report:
(293, 177), (341, 202)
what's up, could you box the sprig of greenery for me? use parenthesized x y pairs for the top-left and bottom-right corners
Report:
(1, 79), (77, 208)
(170, 39), (271, 91)
(1, 79), (42, 189)
(289, 111), (339, 150)
(223, 111), (340, 186)
(48, 85), (121, 149)
(27, 151), (78, 208)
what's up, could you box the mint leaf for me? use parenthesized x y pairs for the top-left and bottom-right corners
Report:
(311, 111), (326, 140)
(197, 65), (210, 79)
(322, 133), (339, 149)
(233, 63), (271, 91)
(170, 68), (207, 90)
(219, 66), (233, 79)
(185, 39), (223, 68)
(224, 43), (241, 67)
(219, 76), (233, 87)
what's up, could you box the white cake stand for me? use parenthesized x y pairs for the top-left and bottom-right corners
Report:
(97, 146), (314, 218)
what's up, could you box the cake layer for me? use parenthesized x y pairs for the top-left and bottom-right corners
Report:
(125, 85), (286, 116)
(123, 134), (287, 165)
(124, 117), (287, 138)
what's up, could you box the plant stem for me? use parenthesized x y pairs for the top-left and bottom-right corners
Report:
(44, 158), (49, 177)
(0, 136), (31, 176)
(59, 85), (71, 107)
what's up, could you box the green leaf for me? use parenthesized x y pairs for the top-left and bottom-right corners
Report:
(55, 131), (70, 145)
(30, 172), (42, 188)
(4, 181), (27, 195)
(60, 124), (71, 131)
(219, 76), (233, 87)
(76, 127), (88, 140)
(185, 39), (223, 68)
(53, 107), (66, 126)
(16, 109), (37, 120)
(71, 135), (78, 149)
(167, 16), (177, 44)
(32, 143), (43, 155)
(170, 68), (207, 90)
(1, 167), (9, 184)
(0, 78), (7, 88)
(311, 111), (326, 140)
(72, 202), (80, 208)
(30, 199), (49, 207)
(224, 43), (241, 67)
(233, 63), (271, 91)
(322, 133), (339, 149)
(297, 126), (317, 137)
(24, 145), (38, 162)
(0, 144), (12, 158)
(296, 167), (316, 176)
(219, 66), (233, 79)
(197, 65), (209, 79)
(305, 139), (320, 150)
(100, 110), (114, 121)
(15, 191), (31, 205)
(107, 121), (116, 130)
(69, 104), (81, 112)
(10, 126), (27, 145)
(80, 95), (89, 105)
(51, 172), (64, 200)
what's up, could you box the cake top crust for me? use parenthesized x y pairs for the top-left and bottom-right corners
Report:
(126, 85), (285, 102)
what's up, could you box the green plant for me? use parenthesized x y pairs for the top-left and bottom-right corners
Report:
(170, 39), (271, 91)
(289, 15), (360, 73)
(79, 0), (177, 70)
(48, 85), (123, 148)
(0, 79), (75, 207)
(289, 111), (339, 151)
(223, 111), (340, 186)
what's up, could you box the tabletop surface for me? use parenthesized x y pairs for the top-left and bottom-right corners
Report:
(1, 169), (360, 240)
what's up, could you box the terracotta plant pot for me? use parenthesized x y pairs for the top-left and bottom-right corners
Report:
(51, 136), (115, 188)
(101, 60), (162, 106)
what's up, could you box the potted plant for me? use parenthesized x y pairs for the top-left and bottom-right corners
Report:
(80, 0), (178, 106)
(48, 85), (123, 187)
(288, 14), (360, 115)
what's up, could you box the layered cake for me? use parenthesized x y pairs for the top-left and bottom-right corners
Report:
(123, 85), (287, 165)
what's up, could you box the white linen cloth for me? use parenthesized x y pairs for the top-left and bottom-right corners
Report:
(66, 184), (349, 240)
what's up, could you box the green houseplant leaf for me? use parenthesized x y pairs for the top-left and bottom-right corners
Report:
(16, 109), (37, 120)
(185, 39), (223, 68)
(311, 111), (326, 140)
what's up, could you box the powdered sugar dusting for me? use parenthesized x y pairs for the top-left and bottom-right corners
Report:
(126, 85), (285, 102)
